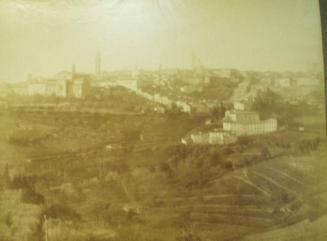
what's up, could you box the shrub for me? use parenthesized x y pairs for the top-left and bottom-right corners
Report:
(209, 151), (222, 166)
(176, 230), (202, 241)
(45, 204), (81, 222)
(221, 161), (233, 171)
(22, 189), (45, 205)
(10, 175), (37, 190)
(237, 136), (252, 145)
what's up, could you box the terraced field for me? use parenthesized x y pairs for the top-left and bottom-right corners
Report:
(143, 145), (327, 240)
(1, 110), (326, 241)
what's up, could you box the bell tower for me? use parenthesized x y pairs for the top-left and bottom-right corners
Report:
(72, 64), (76, 79)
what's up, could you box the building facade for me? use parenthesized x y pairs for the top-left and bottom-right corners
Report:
(28, 81), (47, 96)
(223, 108), (277, 136)
(190, 130), (237, 145)
(69, 74), (92, 98)
(223, 118), (277, 136)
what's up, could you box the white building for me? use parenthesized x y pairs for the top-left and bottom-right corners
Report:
(13, 82), (29, 96)
(12, 74), (70, 97)
(0, 83), (12, 97)
(71, 80), (84, 98)
(223, 108), (277, 136)
(55, 79), (68, 97)
(189, 129), (237, 145)
(234, 101), (252, 111)
(54, 71), (71, 97)
(176, 101), (191, 113)
(28, 81), (47, 96)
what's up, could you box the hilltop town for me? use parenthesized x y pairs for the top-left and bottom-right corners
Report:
(0, 54), (326, 241)
(1, 0), (327, 240)
(0, 53), (324, 133)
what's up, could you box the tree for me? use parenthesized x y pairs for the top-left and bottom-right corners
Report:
(44, 204), (81, 222)
(3, 163), (10, 188)
(121, 129), (141, 152)
(177, 229), (202, 241)
(209, 151), (222, 166)
(210, 103), (227, 120)
(261, 147), (271, 159)
(167, 103), (183, 117)
(252, 88), (281, 118)
(238, 136), (252, 145)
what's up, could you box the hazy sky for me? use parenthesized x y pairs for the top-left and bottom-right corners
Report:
(0, 0), (324, 82)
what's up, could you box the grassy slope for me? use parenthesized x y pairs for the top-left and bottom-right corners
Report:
(0, 110), (326, 241)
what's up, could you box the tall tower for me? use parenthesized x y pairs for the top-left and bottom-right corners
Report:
(96, 52), (101, 77)
(27, 73), (33, 82)
(72, 64), (76, 79)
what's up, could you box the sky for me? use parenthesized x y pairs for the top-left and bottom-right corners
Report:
(0, 0), (324, 82)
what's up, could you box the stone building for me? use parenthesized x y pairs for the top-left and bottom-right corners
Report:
(69, 74), (92, 98)
(182, 127), (237, 145)
(223, 102), (277, 136)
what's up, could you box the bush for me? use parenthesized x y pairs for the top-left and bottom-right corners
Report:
(298, 138), (321, 153)
(176, 230), (202, 241)
(45, 204), (81, 222)
(237, 136), (252, 145)
(224, 147), (234, 155)
(209, 151), (222, 166)
(22, 189), (45, 205)
(8, 129), (51, 146)
(261, 147), (271, 159)
(221, 161), (234, 171)
(10, 175), (37, 190)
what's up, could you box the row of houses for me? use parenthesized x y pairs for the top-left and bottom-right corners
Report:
(132, 89), (192, 113)
(9, 70), (92, 98)
(137, 67), (322, 97)
(14, 79), (68, 97)
(8, 64), (140, 99)
(184, 129), (237, 145)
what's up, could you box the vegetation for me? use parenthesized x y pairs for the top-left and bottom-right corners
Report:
(0, 105), (326, 241)
(190, 77), (237, 101)
(45, 204), (81, 222)
(252, 88), (323, 128)
(210, 103), (227, 120)
(8, 129), (52, 146)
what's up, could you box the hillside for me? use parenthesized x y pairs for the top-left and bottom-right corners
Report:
(0, 110), (326, 241)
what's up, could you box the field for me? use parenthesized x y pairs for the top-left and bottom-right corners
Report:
(0, 110), (326, 241)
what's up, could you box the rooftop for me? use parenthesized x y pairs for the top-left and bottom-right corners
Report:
(224, 110), (260, 124)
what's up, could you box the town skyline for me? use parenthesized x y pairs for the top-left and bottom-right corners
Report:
(0, 0), (324, 82)
(1, 51), (324, 84)
(0, 1), (326, 240)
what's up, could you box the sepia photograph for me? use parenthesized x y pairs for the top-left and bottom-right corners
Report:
(0, 0), (326, 241)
